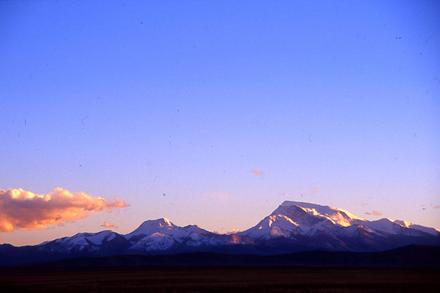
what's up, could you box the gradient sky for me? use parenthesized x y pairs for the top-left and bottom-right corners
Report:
(1, 0), (439, 246)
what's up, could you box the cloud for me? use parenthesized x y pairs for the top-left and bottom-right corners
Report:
(251, 168), (263, 177)
(101, 221), (117, 229)
(0, 187), (128, 232)
(365, 210), (383, 217)
(309, 186), (321, 194)
(434, 205), (440, 209)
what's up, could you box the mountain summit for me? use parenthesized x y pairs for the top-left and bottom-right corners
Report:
(125, 218), (224, 252)
(1, 200), (439, 266)
(240, 201), (360, 240)
(238, 201), (439, 252)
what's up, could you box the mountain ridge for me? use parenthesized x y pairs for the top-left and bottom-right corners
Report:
(1, 200), (439, 266)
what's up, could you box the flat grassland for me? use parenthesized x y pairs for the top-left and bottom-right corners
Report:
(0, 267), (438, 292)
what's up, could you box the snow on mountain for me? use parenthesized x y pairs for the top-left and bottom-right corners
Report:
(129, 232), (176, 251)
(39, 230), (123, 253)
(356, 218), (406, 235)
(281, 201), (360, 226)
(240, 201), (361, 239)
(125, 218), (226, 252)
(394, 220), (439, 236)
(125, 218), (176, 239)
(54, 230), (116, 246)
(349, 218), (439, 237)
(240, 201), (439, 242)
(26, 200), (439, 256)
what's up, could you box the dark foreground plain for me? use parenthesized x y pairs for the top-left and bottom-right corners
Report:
(0, 267), (439, 293)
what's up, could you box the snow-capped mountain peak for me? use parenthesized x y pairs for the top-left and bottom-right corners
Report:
(36, 230), (127, 254)
(17, 200), (439, 258)
(240, 201), (347, 239)
(53, 230), (117, 247)
(280, 201), (361, 226)
(124, 219), (225, 252)
(394, 220), (439, 236)
(126, 218), (175, 238)
(241, 200), (440, 243)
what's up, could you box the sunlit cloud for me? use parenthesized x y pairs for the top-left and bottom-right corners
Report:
(309, 186), (321, 194)
(251, 168), (263, 177)
(0, 187), (128, 232)
(365, 210), (383, 217)
(434, 205), (440, 209)
(101, 221), (117, 229)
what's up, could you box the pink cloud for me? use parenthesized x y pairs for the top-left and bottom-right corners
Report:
(365, 210), (383, 217)
(0, 187), (128, 232)
(251, 168), (263, 177)
(309, 186), (321, 194)
(101, 221), (118, 229)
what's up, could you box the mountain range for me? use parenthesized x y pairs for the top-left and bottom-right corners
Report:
(1, 201), (439, 266)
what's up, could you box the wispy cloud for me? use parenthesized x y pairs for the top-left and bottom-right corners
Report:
(365, 210), (383, 217)
(309, 186), (321, 194)
(101, 221), (117, 229)
(434, 205), (440, 209)
(0, 187), (128, 232)
(251, 168), (263, 177)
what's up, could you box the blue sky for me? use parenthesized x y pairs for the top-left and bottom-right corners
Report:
(0, 0), (439, 245)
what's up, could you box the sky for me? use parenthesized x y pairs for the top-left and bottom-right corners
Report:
(0, 0), (439, 246)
